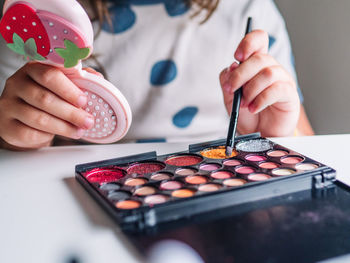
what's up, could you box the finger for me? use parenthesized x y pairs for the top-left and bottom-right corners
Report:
(234, 30), (269, 62)
(2, 119), (54, 149)
(225, 53), (278, 94)
(24, 62), (88, 108)
(248, 81), (298, 114)
(11, 100), (87, 139)
(242, 65), (293, 107)
(18, 81), (94, 130)
(220, 62), (239, 93)
(83, 67), (104, 78)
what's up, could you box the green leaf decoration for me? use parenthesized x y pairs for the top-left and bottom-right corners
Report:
(6, 33), (45, 61)
(55, 39), (90, 68)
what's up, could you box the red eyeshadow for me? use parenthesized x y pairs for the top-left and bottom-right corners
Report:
(85, 168), (125, 184)
(127, 162), (165, 175)
(165, 155), (203, 166)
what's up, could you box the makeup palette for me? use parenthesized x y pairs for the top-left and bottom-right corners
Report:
(75, 133), (336, 231)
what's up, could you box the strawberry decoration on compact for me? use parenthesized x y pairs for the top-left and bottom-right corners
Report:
(0, 0), (132, 143)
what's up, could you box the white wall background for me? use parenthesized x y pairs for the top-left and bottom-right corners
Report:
(275, 0), (350, 134)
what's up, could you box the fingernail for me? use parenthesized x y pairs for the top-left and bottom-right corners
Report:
(84, 116), (94, 129)
(223, 83), (231, 93)
(229, 62), (239, 72)
(77, 95), (87, 108)
(235, 50), (243, 62)
(75, 128), (85, 139)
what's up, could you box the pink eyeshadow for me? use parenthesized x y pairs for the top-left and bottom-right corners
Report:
(160, 181), (182, 190)
(245, 155), (267, 162)
(235, 166), (255, 174)
(223, 159), (242, 166)
(211, 171), (233, 179)
(200, 163), (221, 171)
(248, 173), (271, 181)
(281, 156), (304, 164)
(85, 168), (125, 184)
(267, 150), (288, 157)
(259, 162), (280, 169)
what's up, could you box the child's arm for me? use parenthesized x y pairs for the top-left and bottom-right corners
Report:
(220, 29), (300, 137)
(0, 62), (94, 150)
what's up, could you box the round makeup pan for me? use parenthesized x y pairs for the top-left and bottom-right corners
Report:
(259, 162), (280, 169)
(236, 139), (273, 152)
(211, 171), (233, 180)
(223, 178), (247, 187)
(223, 159), (242, 167)
(165, 154), (203, 166)
(296, 163), (319, 171)
(172, 188), (196, 198)
(281, 155), (305, 165)
(185, 175), (208, 185)
(160, 180), (183, 190)
(272, 168), (296, 176)
(84, 167), (126, 184)
(144, 194), (170, 205)
(247, 173), (271, 182)
(200, 146), (237, 159)
(198, 183), (222, 192)
(245, 154), (267, 162)
(125, 177), (148, 186)
(235, 166), (256, 174)
(151, 172), (172, 181)
(267, 149), (289, 157)
(134, 186), (156, 196)
(199, 163), (221, 171)
(175, 168), (197, 176)
(116, 200), (141, 210)
(127, 162), (165, 175)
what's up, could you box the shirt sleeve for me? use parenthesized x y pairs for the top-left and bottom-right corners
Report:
(247, 0), (304, 103)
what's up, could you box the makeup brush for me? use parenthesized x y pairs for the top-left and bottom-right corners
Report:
(225, 17), (253, 157)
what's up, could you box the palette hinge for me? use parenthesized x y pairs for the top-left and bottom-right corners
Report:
(313, 170), (336, 189)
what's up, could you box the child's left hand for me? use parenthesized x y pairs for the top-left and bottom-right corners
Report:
(219, 30), (300, 137)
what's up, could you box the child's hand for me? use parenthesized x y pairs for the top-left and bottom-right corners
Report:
(0, 62), (95, 149)
(220, 30), (300, 137)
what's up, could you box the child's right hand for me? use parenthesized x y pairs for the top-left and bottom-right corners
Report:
(0, 62), (95, 149)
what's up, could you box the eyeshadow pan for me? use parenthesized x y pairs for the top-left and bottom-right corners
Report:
(127, 162), (165, 175)
(223, 159), (242, 166)
(259, 162), (280, 169)
(116, 200), (141, 210)
(235, 166), (255, 174)
(245, 155), (267, 162)
(247, 173), (271, 181)
(175, 168), (197, 176)
(85, 168), (125, 184)
(160, 180), (183, 190)
(236, 139), (273, 152)
(172, 189), (195, 198)
(185, 175), (208, 185)
(223, 178), (247, 187)
(211, 171), (233, 179)
(272, 168), (296, 176)
(151, 172), (171, 181)
(199, 163), (221, 171)
(200, 146), (237, 159)
(281, 156), (304, 164)
(198, 183), (222, 192)
(108, 191), (131, 201)
(125, 177), (148, 186)
(100, 182), (120, 191)
(165, 155), (203, 166)
(267, 150), (289, 157)
(296, 163), (319, 171)
(144, 194), (169, 205)
(134, 186), (156, 196)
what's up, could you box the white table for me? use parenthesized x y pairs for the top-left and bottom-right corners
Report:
(1, 134), (349, 263)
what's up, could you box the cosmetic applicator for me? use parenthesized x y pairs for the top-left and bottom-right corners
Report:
(225, 17), (253, 157)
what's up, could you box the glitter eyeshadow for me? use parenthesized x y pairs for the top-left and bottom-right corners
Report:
(175, 168), (197, 176)
(160, 180), (183, 190)
(116, 200), (141, 210)
(198, 183), (222, 192)
(281, 156), (304, 164)
(245, 155), (267, 162)
(185, 175), (208, 185)
(267, 150), (289, 157)
(127, 162), (165, 175)
(272, 168), (296, 176)
(134, 186), (156, 196)
(247, 173), (271, 181)
(211, 171), (233, 179)
(223, 178), (247, 187)
(125, 178), (148, 186)
(223, 159), (242, 166)
(172, 189), (196, 198)
(85, 167), (125, 184)
(199, 163), (221, 171)
(235, 166), (255, 174)
(151, 172), (171, 181)
(296, 163), (319, 171)
(144, 194), (169, 205)
(165, 155), (203, 166)
(259, 162), (280, 169)
(200, 146), (237, 159)
(236, 139), (273, 152)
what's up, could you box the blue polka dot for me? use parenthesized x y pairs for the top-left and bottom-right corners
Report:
(150, 60), (177, 85)
(172, 106), (198, 128)
(102, 5), (136, 34)
(268, 35), (276, 50)
(164, 0), (190, 16)
(136, 138), (167, 143)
